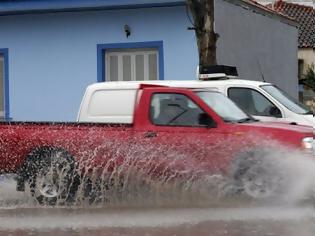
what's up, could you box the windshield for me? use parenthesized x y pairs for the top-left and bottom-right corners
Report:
(195, 91), (252, 123)
(261, 85), (312, 115)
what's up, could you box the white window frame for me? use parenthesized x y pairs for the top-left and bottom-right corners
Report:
(105, 49), (159, 81)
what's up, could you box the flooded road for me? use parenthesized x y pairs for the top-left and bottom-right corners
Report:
(1, 176), (315, 236)
(0, 207), (315, 236)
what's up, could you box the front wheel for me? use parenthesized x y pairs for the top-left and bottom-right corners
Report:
(26, 147), (78, 205)
(240, 163), (282, 199)
(232, 149), (285, 200)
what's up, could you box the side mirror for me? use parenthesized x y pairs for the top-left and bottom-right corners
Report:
(199, 113), (217, 128)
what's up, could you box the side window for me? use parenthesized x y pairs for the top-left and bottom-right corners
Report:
(228, 88), (282, 118)
(150, 93), (215, 127)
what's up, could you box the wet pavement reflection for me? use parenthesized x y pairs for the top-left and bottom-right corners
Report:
(2, 220), (315, 236)
(1, 176), (315, 236)
(0, 206), (314, 236)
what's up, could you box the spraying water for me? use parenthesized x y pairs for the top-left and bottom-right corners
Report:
(1, 136), (315, 208)
(1, 139), (315, 236)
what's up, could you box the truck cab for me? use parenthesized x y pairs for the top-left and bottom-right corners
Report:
(196, 65), (315, 128)
(77, 81), (314, 155)
(202, 79), (315, 127)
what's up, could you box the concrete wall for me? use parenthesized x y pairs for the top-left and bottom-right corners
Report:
(0, 0), (299, 121)
(215, 0), (299, 98)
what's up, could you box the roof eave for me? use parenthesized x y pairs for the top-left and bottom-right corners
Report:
(299, 46), (315, 49)
(0, 0), (186, 16)
(224, 0), (299, 27)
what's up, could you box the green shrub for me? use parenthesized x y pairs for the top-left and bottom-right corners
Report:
(302, 65), (315, 90)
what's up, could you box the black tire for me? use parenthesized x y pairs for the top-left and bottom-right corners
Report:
(24, 147), (79, 206)
(231, 148), (284, 199)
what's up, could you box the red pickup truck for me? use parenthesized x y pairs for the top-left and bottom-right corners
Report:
(1, 81), (314, 205)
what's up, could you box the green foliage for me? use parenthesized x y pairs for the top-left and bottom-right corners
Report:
(302, 65), (315, 90)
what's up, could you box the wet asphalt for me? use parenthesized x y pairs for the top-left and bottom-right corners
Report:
(1, 176), (315, 236)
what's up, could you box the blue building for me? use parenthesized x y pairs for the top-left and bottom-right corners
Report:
(0, 0), (298, 121)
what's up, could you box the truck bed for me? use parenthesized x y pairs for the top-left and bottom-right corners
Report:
(0, 121), (133, 173)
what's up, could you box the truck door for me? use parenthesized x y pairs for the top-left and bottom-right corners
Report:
(133, 88), (232, 182)
(227, 87), (285, 122)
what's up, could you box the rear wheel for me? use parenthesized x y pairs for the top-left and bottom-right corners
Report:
(25, 147), (78, 205)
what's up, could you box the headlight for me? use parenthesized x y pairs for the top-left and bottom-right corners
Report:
(301, 137), (314, 151)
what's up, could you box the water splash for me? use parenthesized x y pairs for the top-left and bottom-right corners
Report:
(1, 131), (315, 208)
(40, 141), (315, 207)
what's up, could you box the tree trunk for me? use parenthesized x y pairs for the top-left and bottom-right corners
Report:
(187, 0), (218, 67)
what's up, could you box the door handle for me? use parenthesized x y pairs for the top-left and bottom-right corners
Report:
(144, 131), (157, 138)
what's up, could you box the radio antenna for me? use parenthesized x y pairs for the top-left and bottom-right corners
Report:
(257, 60), (266, 82)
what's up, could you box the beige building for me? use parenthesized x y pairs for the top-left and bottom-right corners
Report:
(269, 1), (315, 74)
(299, 49), (315, 75)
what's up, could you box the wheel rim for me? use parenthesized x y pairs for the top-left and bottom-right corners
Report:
(36, 168), (59, 198)
(35, 152), (72, 199)
(242, 176), (276, 199)
(241, 167), (279, 199)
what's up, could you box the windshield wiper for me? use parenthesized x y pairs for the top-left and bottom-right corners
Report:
(237, 117), (256, 123)
(304, 110), (314, 115)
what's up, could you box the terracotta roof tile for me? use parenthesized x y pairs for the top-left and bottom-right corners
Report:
(244, 0), (296, 21)
(268, 0), (315, 48)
